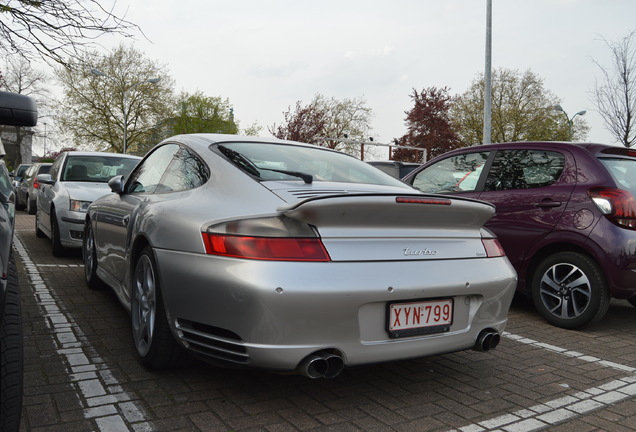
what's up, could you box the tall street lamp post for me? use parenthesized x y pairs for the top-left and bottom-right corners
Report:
(553, 104), (586, 141)
(91, 68), (161, 154)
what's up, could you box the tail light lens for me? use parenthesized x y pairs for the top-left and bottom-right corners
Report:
(482, 238), (505, 257)
(33, 179), (40, 189)
(202, 216), (330, 261)
(588, 187), (636, 229)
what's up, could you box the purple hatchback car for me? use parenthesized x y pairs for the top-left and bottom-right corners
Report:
(403, 142), (636, 329)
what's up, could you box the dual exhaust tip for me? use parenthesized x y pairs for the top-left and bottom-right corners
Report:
(297, 329), (500, 379)
(297, 351), (344, 379)
(474, 329), (501, 352)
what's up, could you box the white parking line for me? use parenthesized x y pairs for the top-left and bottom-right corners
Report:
(14, 236), (145, 432)
(448, 332), (636, 432)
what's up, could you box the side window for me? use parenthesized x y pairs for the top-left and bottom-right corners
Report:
(126, 144), (180, 194)
(156, 147), (209, 193)
(49, 154), (65, 180)
(412, 152), (490, 193)
(485, 149), (565, 191)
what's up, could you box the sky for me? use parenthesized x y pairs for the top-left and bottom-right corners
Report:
(43, 0), (636, 158)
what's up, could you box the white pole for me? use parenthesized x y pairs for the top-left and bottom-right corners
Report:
(483, 0), (492, 144)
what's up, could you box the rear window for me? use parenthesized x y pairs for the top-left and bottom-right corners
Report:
(216, 142), (409, 188)
(600, 158), (636, 192)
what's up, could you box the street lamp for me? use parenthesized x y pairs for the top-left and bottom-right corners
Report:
(553, 104), (586, 141)
(91, 68), (161, 154)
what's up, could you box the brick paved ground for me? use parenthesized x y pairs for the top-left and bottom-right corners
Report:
(13, 212), (636, 431)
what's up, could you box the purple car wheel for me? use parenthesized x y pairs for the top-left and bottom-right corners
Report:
(531, 251), (609, 329)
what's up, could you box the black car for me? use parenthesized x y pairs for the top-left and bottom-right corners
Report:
(0, 91), (38, 431)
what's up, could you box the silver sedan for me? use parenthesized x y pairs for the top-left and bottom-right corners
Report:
(36, 151), (141, 256)
(83, 134), (517, 378)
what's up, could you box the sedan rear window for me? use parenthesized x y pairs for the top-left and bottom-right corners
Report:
(216, 142), (408, 187)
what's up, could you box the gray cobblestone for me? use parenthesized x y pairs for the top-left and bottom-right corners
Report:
(14, 213), (636, 431)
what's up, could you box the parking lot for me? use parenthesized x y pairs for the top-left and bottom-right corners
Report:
(13, 211), (636, 432)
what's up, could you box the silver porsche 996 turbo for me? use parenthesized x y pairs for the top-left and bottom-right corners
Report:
(83, 134), (517, 378)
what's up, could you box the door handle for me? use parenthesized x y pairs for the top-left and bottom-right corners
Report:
(535, 200), (562, 209)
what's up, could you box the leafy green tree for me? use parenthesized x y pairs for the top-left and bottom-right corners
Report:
(270, 94), (373, 156)
(171, 91), (238, 135)
(392, 87), (461, 162)
(55, 44), (174, 154)
(452, 68), (588, 144)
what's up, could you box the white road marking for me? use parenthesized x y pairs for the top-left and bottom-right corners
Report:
(14, 236), (146, 432)
(448, 332), (636, 432)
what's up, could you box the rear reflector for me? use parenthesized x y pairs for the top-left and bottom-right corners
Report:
(396, 197), (451, 205)
(482, 238), (505, 257)
(202, 233), (331, 261)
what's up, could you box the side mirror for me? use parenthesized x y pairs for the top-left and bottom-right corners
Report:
(36, 173), (54, 185)
(0, 91), (38, 127)
(108, 175), (125, 193)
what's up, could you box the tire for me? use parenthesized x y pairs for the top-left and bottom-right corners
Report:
(83, 222), (104, 290)
(0, 256), (23, 432)
(531, 251), (609, 329)
(131, 246), (187, 369)
(50, 209), (65, 257)
(35, 209), (45, 238)
(15, 195), (25, 211)
(26, 195), (36, 215)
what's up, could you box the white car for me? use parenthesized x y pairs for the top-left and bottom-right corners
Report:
(36, 151), (140, 256)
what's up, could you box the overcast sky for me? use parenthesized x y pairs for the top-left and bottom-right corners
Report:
(97, 0), (635, 157)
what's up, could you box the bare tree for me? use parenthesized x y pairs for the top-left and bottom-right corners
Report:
(0, 0), (140, 65)
(592, 30), (636, 147)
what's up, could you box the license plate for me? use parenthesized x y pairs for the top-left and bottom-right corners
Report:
(387, 298), (453, 338)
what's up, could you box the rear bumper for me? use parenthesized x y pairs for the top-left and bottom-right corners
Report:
(586, 217), (636, 299)
(155, 249), (517, 371)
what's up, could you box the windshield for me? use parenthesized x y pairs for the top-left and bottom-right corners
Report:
(216, 142), (409, 188)
(62, 156), (139, 182)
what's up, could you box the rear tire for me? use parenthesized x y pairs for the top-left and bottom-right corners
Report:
(0, 256), (23, 432)
(131, 246), (188, 369)
(26, 195), (36, 215)
(531, 251), (609, 329)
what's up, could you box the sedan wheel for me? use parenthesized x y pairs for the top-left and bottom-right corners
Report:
(131, 246), (187, 369)
(26, 195), (36, 215)
(531, 251), (609, 329)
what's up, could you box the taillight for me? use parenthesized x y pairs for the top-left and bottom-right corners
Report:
(33, 180), (40, 189)
(482, 238), (505, 257)
(588, 187), (636, 229)
(202, 216), (330, 261)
